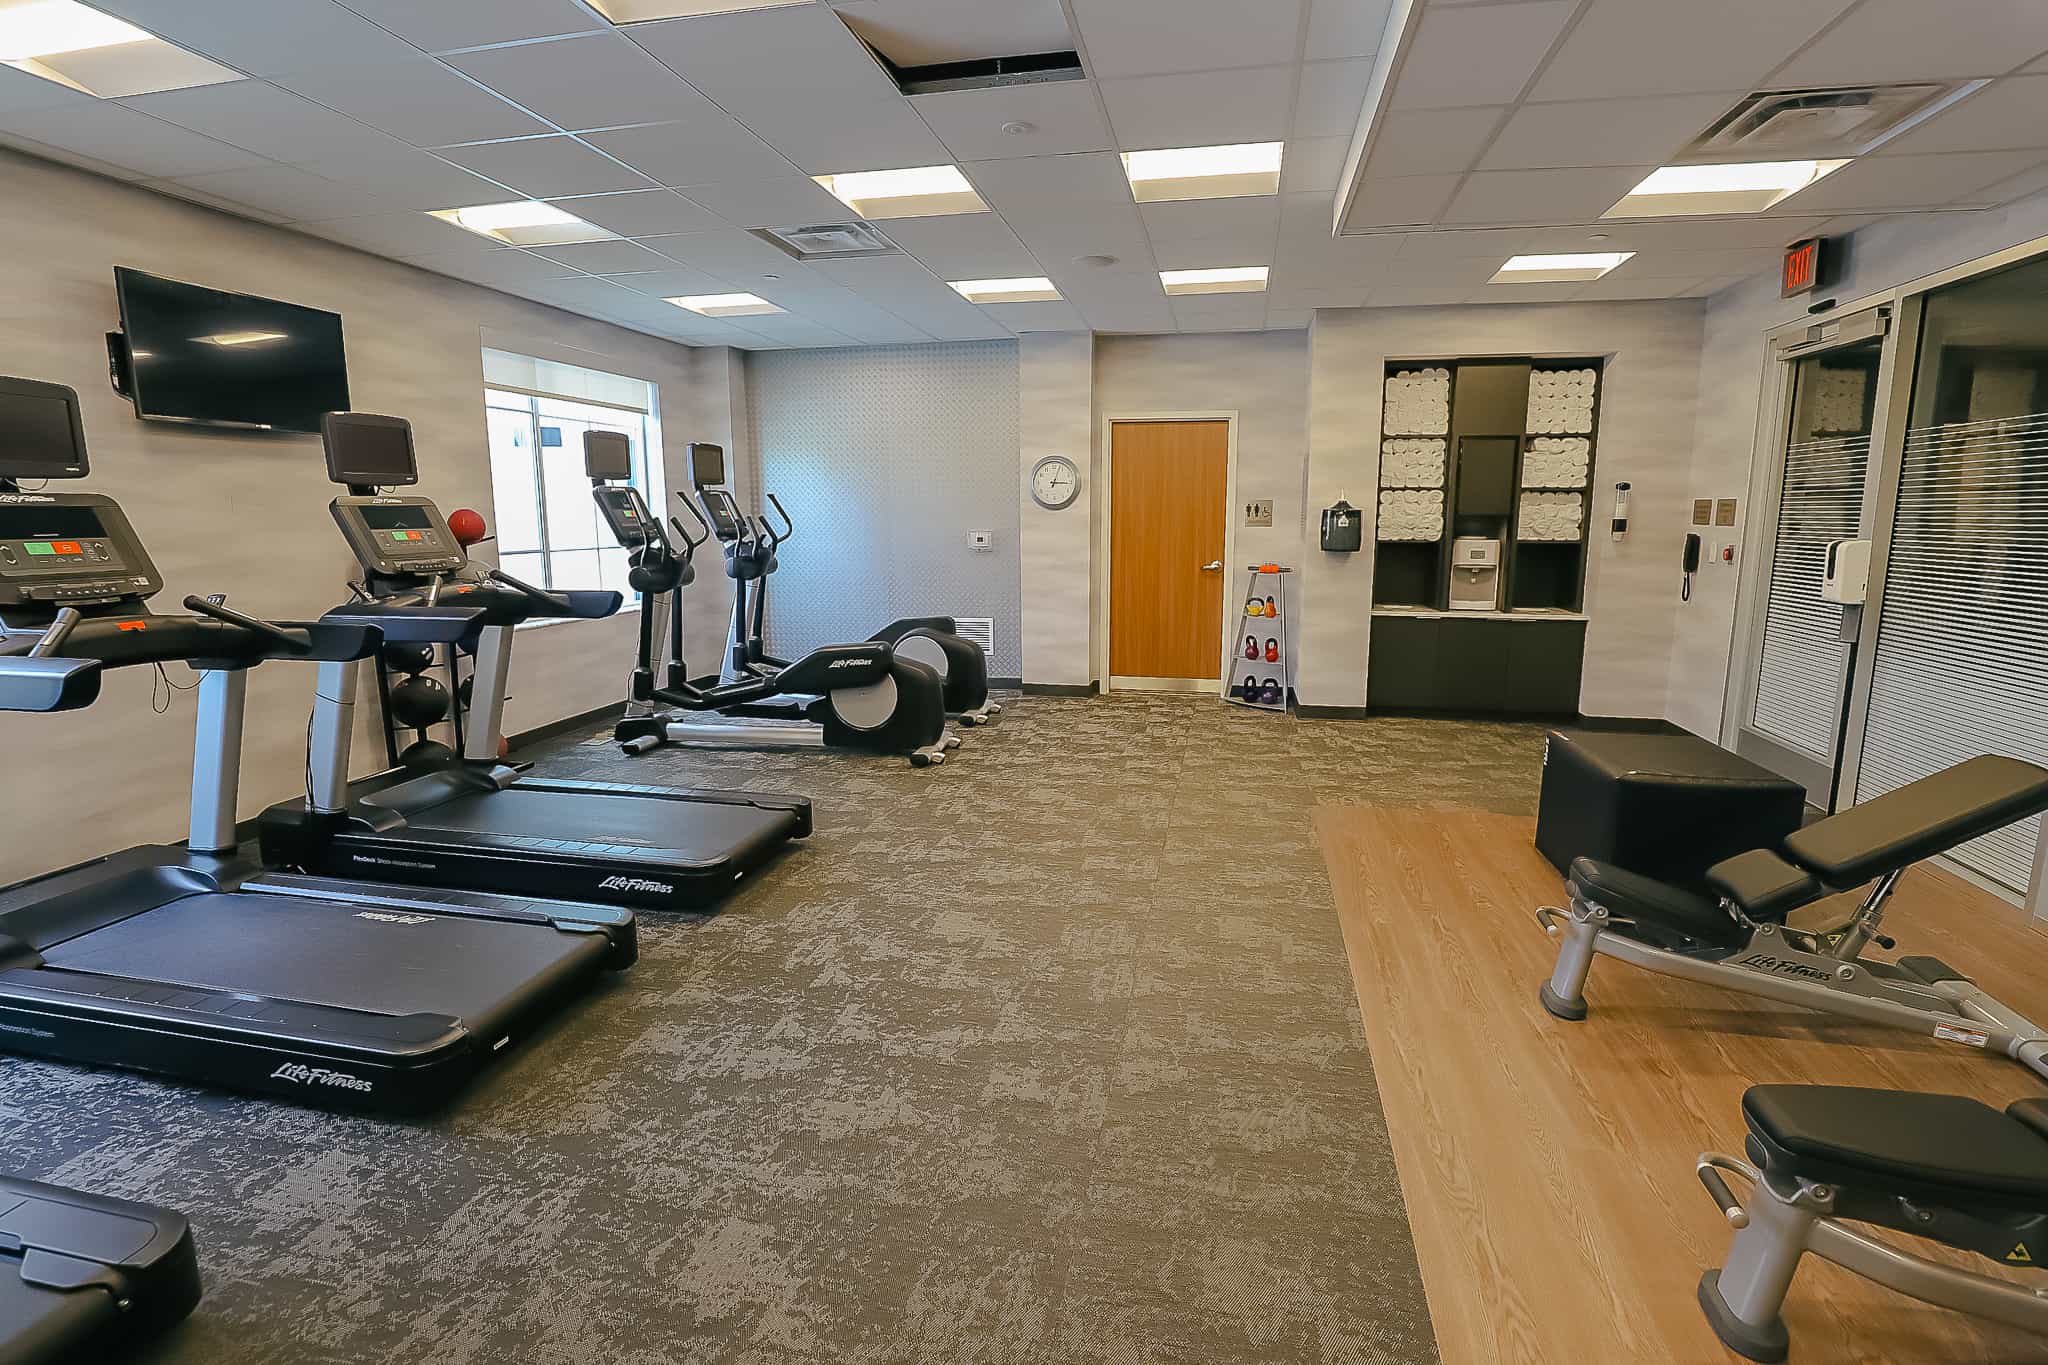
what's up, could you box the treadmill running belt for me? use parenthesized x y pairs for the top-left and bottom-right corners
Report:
(410, 787), (796, 865)
(46, 894), (599, 1021)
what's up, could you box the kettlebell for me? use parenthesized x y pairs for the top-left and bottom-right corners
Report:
(1264, 637), (1279, 663)
(1260, 677), (1282, 705)
(1264, 595), (1277, 618)
(1243, 634), (1259, 659)
(1246, 595), (1263, 617)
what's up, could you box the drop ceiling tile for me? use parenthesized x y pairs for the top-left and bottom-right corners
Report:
(603, 267), (742, 297)
(439, 135), (654, 197)
(1069, 0), (1305, 77)
(0, 65), (96, 116)
(1098, 66), (1296, 150)
(85, 0), (421, 80)
(276, 59), (548, 146)
(840, 315), (935, 343)
(1070, 297), (1176, 333)
(1443, 165), (1651, 225)
(1280, 136), (1349, 193)
(0, 104), (268, 179)
(582, 118), (795, 188)
(445, 33), (721, 133)
(1361, 105), (1504, 178)
(1974, 160), (2048, 206)
(1467, 281), (1583, 304)
(337, 0), (604, 51)
(1341, 173), (1462, 229)
(136, 179), (292, 222)
(1393, 228), (1534, 263)
(1771, 0), (2048, 84)
(964, 150), (1131, 208)
(119, 82), (396, 164)
(527, 239), (678, 273)
(5, 135), (145, 183)
(294, 144), (513, 209)
(1478, 92), (1741, 171)
(624, 5), (899, 115)
(1773, 149), (2048, 213)
(1305, 0), (1395, 60)
(1572, 273), (1703, 301)
(549, 189), (724, 236)
(1139, 195), (1281, 260)
(1604, 247), (1778, 279)
(878, 214), (1041, 277)
(1874, 77), (2048, 156)
(1531, 0), (1857, 101)
(300, 210), (484, 256)
(169, 163), (377, 221)
(909, 83), (1115, 162)
(747, 100), (953, 176)
(1295, 59), (1372, 139)
(676, 176), (850, 228)
(1367, 283), (1477, 307)
(633, 226), (800, 276)
(1266, 285), (1367, 309)
(401, 247), (582, 288)
(736, 315), (860, 346)
(1168, 294), (1270, 331)
(1391, 1), (1575, 110)
(1516, 215), (1828, 253)
(511, 274), (653, 315)
(1264, 306), (1314, 329)
(978, 299), (1085, 331)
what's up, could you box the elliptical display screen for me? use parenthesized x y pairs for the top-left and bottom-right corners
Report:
(361, 506), (434, 532)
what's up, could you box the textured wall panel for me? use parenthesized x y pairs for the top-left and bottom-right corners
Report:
(743, 342), (1023, 676)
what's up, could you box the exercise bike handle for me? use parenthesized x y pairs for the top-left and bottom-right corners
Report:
(184, 595), (313, 654)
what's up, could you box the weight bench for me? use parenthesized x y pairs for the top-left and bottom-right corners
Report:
(1536, 755), (2048, 1081)
(1696, 1084), (2048, 1361)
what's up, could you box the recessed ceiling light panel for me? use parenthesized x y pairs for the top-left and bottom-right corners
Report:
(0, 0), (239, 98)
(1605, 160), (1848, 218)
(666, 293), (785, 317)
(1123, 142), (1283, 202)
(814, 165), (988, 220)
(1490, 252), (1635, 284)
(588, 0), (808, 22)
(1160, 266), (1269, 296)
(428, 201), (619, 247)
(951, 277), (1061, 304)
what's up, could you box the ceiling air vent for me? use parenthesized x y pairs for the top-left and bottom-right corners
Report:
(1684, 83), (1982, 161)
(752, 222), (900, 261)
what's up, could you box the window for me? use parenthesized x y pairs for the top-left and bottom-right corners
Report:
(481, 349), (660, 597)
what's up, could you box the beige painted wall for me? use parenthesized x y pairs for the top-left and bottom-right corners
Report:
(1671, 187), (2048, 740)
(1301, 300), (1708, 716)
(1017, 333), (1094, 687)
(0, 147), (733, 882)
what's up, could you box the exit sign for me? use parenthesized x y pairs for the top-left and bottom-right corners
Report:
(1782, 237), (1825, 297)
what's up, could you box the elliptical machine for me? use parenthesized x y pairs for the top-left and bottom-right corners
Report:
(688, 443), (999, 726)
(587, 432), (957, 767)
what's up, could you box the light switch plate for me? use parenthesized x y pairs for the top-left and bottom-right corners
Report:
(969, 530), (993, 551)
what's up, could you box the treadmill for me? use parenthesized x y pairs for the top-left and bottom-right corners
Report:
(0, 1177), (201, 1364)
(0, 378), (637, 1116)
(257, 412), (810, 913)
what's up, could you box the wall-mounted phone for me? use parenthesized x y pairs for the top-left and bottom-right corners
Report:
(1681, 532), (1701, 601)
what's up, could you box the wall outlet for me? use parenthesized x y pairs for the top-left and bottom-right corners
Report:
(1244, 498), (1273, 527)
(968, 529), (994, 551)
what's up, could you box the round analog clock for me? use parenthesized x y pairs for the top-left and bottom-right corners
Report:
(1030, 455), (1081, 510)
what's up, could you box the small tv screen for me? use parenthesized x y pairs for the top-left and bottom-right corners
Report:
(115, 268), (349, 434)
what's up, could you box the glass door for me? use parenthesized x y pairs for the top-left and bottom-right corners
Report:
(1842, 254), (2048, 901)
(1734, 314), (1889, 804)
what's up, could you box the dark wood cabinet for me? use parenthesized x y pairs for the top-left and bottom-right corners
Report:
(1367, 614), (1586, 717)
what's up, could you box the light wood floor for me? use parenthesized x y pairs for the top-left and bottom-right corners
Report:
(1316, 804), (2048, 1365)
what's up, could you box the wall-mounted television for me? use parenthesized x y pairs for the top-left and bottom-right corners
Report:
(108, 268), (350, 434)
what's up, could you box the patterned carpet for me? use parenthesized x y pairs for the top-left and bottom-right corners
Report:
(4, 693), (1549, 1365)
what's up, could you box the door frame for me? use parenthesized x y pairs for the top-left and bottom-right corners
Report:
(1095, 411), (1240, 691)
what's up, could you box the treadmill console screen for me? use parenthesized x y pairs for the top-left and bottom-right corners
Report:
(331, 495), (464, 577)
(594, 486), (652, 548)
(698, 489), (744, 543)
(0, 492), (159, 609)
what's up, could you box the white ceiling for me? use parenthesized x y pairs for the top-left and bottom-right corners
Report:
(0, 0), (2042, 347)
(1335, 0), (2048, 303)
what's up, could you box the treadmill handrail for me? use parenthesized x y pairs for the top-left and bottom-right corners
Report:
(0, 613), (379, 670)
(324, 598), (491, 646)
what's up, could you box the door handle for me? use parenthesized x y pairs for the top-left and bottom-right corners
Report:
(1200, 561), (1223, 571)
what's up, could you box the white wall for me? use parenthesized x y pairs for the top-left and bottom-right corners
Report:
(1300, 300), (1707, 715)
(1669, 187), (2048, 737)
(1017, 333), (1094, 687)
(0, 147), (732, 883)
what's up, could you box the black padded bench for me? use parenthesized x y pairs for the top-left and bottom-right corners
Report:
(1535, 730), (1807, 889)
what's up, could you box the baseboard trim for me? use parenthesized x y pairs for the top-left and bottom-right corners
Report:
(1022, 681), (1098, 696)
(1567, 714), (1687, 734)
(1366, 706), (1579, 723)
(989, 676), (1023, 689)
(1297, 704), (1370, 720)
(508, 701), (625, 752)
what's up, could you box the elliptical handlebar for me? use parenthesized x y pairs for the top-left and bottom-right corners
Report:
(762, 492), (793, 547)
(669, 494), (711, 556)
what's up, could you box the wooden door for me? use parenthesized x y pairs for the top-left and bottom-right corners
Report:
(1109, 420), (1229, 684)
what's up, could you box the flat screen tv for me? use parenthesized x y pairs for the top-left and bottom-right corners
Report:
(111, 267), (350, 434)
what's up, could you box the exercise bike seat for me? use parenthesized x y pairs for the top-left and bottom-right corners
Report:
(1783, 756), (2048, 889)
(1567, 857), (1746, 949)
(1703, 849), (1822, 925)
(1743, 1085), (2048, 1213)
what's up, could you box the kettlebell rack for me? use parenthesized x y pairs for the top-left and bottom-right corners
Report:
(1225, 564), (1292, 712)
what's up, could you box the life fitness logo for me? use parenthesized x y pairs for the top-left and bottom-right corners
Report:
(828, 657), (878, 670)
(270, 1063), (373, 1093)
(0, 494), (55, 504)
(600, 875), (674, 895)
